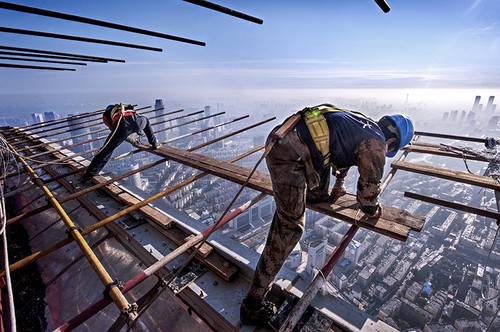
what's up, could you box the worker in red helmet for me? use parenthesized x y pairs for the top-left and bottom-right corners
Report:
(81, 103), (161, 183)
(240, 104), (414, 325)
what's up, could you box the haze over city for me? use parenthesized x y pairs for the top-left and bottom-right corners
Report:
(1, 0), (499, 120)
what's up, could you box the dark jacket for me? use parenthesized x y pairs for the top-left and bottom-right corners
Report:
(296, 111), (387, 212)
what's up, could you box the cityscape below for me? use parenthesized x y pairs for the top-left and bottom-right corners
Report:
(2, 94), (499, 331)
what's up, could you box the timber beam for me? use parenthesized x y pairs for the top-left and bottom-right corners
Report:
(392, 160), (500, 191)
(149, 144), (424, 241)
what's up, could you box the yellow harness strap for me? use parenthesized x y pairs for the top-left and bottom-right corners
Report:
(301, 104), (352, 166)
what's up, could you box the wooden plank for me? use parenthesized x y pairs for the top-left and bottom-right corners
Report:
(405, 191), (500, 221)
(117, 192), (173, 229)
(150, 145), (424, 241)
(147, 222), (238, 281)
(392, 161), (500, 191)
(403, 143), (487, 162)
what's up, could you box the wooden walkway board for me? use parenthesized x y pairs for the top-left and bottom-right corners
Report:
(403, 143), (487, 162)
(392, 160), (500, 191)
(151, 145), (425, 241)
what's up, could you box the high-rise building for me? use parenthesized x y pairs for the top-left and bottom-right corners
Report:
(154, 99), (167, 142)
(306, 238), (327, 275)
(44, 111), (56, 121)
(471, 95), (481, 112)
(31, 112), (43, 124)
(67, 114), (91, 154)
(485, 96), (495, 112)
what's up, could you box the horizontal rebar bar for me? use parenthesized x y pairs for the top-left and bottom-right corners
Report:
(183, 0), (263, 24)
(6, 106), (104, 133)
(0, 45), (125, 62)
(6, 115), (252, 225)
(1, 118), (273, 277)
(0, 63), (75, 71)
(6, 141), (137, 322)
(0, 50), (106, 63)
(0, 27), (163, 52)
(0, 1), (205, 46)
(0, 55), (87, 66)
(16, 110), (202, 161)
(13, 106), (154, 146)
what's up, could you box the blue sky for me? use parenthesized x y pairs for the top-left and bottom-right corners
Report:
(1, 0), (499, 111)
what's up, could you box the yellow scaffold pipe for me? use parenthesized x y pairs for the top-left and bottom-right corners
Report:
(6, 141), (139, 326)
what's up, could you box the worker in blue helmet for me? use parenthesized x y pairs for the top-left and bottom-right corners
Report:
(240, 104), (414, 325)
(80, 103), (161, 183)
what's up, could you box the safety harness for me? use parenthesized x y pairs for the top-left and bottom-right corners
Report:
(301, 103), (378, 166)
(103, 104), (136, 129)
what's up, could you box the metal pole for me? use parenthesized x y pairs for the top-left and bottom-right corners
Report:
(0, 63), (75, 71)
(1, 145), (265, 277)
(0, 45), (125, 62)
(0, 27), (163, 52)
(13, 106), (155, 147)
(6, 116), (258, 226)
(5, 106), (104, 134)
(183, 0), (263, 24)
(0, 56), (88, 66)
(0, 1), (205, 46)
(5, 142), (139, 324)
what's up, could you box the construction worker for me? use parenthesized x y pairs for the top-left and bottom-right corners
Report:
(81, 103), (161, 183)
(240, 104), (414, 325)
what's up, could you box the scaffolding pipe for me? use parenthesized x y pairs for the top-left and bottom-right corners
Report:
(0, 2), (206, 47)
(0, 63), (75, 71)
(0, 45), (125, 62)
(20, 109), (213, 164)
(54, 192), (267, 332)
(5, 142), (139, 326)
(5, 106), (105, 134)
(16, 111), (209, 171)
(15, 107), (184, 152)
(12, 105), (150, 144)
(0, 50), (104, 63)
(12, 107), (182, 162)
(0, 55), (88, 66)
(14, 106), (157, 147)
(0, 27), (163, 52)
(0, 124), (271, 277)
(183, 0), (263, 24)
(277, 142), (416, 332)
(6, 115), (255, 226)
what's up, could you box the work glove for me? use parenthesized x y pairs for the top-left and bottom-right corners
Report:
(125, 136), (139, 146)
(330, 178), (347, 203)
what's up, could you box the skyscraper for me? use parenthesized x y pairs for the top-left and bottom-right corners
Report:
(154, 99), (167, 142)
(485, 96), (495, 112)
(31, 113), (43, 124)
(471, 96), (481, 112)
(67, 114), (91, 154)
(44, 111), (56, 121)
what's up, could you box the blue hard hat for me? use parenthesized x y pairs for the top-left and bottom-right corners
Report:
(378, 114), (414, 158)
(106, 104), (116, 112)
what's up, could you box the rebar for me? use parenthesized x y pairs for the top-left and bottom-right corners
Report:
(0, 27), (162, 52)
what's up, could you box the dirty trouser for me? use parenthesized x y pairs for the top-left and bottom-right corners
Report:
(84, 114), (159, 177)
(247, 129), (329, 301)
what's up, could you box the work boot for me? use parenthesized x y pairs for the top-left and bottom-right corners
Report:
(240, 296), (277, 326)
(79, 173), (93, 184)
(152, 141), (162, 150)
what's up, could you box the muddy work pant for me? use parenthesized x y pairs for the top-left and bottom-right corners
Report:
(84, 114), (159, 177)
(247, 129), (330, 301)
